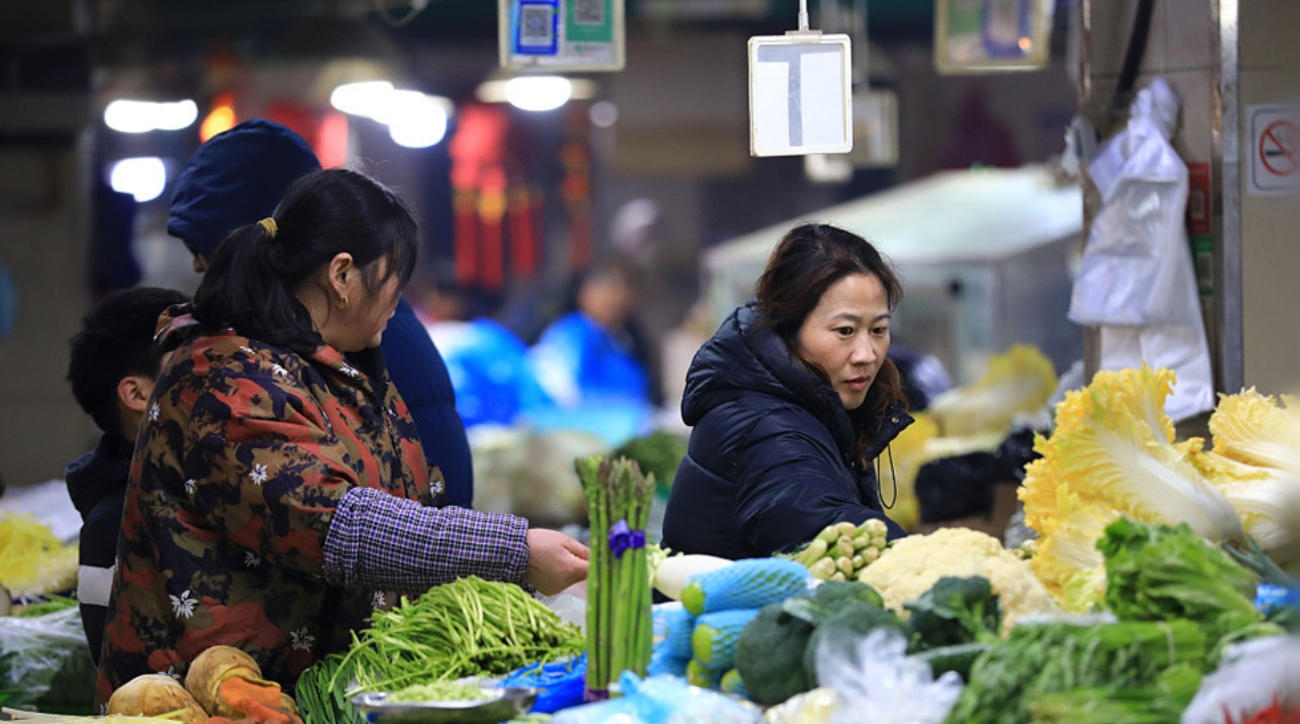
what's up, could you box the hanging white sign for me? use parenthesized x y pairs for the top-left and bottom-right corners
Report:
(748, 33), (853, 157)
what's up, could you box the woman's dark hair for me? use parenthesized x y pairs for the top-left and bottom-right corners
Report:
(193, 168), (418, 353)
(754, 223), (908, 459)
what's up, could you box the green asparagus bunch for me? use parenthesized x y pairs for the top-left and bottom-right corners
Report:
(577, 456), (655, 698)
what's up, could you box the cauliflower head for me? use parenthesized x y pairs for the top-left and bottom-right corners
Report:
(859, 527), (1059, 629)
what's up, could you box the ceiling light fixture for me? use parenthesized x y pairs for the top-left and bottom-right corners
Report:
(109, 157), (167, 202)
(104, 100), (198, 134)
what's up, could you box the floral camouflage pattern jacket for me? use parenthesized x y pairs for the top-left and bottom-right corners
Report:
(95, 311), (441, 704)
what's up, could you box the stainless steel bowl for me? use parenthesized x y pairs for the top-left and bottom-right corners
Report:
(350, 688), (540, 724)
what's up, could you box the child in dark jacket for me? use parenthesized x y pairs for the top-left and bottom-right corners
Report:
(65, 287), (189, 662)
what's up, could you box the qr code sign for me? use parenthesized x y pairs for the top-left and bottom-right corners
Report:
(574, 0), (604, 25)
(519, 5), (555, 47)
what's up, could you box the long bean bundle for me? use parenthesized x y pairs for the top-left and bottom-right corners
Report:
(578, 456), (654, 698)
(296, 654), (364, 724)
(296, 575), (583, 724)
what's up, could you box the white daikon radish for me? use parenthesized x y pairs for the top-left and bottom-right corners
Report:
(653, 554), (732, 600)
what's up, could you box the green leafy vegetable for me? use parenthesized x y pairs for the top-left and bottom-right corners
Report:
(905, 576), (1001, 650)
(945, 620), (1207, 724)
(613, 431), (687, 495)
(1100, 518), (1261, 648)
(17, 595), (78, 618)
(1027, 663), (1203, 724)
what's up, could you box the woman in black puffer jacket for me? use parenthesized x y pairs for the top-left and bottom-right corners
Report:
(663, 223), (912, 560)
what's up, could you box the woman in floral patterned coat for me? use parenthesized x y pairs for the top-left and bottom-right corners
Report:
(95, 169), (589, 703)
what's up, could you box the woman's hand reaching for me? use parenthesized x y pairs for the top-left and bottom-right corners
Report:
(524, 529), (590, 595)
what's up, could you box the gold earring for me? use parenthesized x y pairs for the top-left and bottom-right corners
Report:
(337, 295), (349, 310)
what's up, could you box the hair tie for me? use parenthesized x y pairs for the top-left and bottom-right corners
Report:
(258, 217), (278, 239)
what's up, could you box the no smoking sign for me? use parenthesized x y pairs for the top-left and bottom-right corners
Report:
(1249, 105), (1300, 195)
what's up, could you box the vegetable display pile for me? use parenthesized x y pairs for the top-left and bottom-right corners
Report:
(0, 514), (78, 600)
(298, 578), (581, 724)
(578, 456), (656, 697)
(1020, 367), (1247, 612)
(926, 344), (1058, 439)
(1188, 390), (1300, 571)
(946, 619), (1207, 724)
(1098, 518), (1272, 651)
(732, 576), (1003, 707)
(107, 645), (299, 724)
(336, 577), (583, 692)
(856, 527), (1059, 629)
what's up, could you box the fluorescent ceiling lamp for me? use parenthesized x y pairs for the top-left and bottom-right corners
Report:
(503, 76), (573, 112)
(110, 157), (167, 202)
(476, 76), (596, 108)
(385, 92), (452, 148)
(330, 81), (395, 119)
(104, 99), (198, 133)
(331, 82), (453, 147)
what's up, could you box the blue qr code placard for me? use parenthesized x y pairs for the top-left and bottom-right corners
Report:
(515, 0), (559, 55)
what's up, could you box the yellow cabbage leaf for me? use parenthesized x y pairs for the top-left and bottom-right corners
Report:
(1020, 367), (1244, 611)
(1211, 388), (1300, 473)
(927, 345), (1058, 438)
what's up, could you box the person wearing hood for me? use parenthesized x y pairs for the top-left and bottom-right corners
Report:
(65, 286), (190, 662)
(95, 169), (588, 703)
(167, 119), (475, 508)
(662, 224), (912, 560)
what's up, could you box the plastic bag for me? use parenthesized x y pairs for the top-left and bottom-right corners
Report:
(1067, 78), (1213, 422)
(915, 428), (1041, 524)
(538, 589), (587, 631)
(1181, 636), (1300, 724)
(500, 654), (587, 714)
(0, 606), (97, 709)
(551, 673), (761, 724)
(815, 629), (963, 724)
(762, 688), (838, 724)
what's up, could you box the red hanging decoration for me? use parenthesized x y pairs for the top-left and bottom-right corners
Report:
(509, 187), (538, 279)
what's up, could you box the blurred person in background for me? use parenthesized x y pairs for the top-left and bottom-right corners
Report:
(528, 262), (653, 411)
(419, 277), (548, 429)
(889, 343), (953, 412)
(96, 169), (588, 702)
(65, 287), (190, 662)
(607, 199), (699, 409)
(167, 119), (474, 508)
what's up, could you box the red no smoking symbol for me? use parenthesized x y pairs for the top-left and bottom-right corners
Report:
(1260, 119), (1300, 176)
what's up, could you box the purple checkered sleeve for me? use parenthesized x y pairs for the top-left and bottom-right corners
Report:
(322, 487), (531, 590)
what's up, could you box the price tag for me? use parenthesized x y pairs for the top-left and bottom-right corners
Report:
(748, 33), (853, 157)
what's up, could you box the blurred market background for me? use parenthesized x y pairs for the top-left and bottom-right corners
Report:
(2, 0), (1300, 545)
